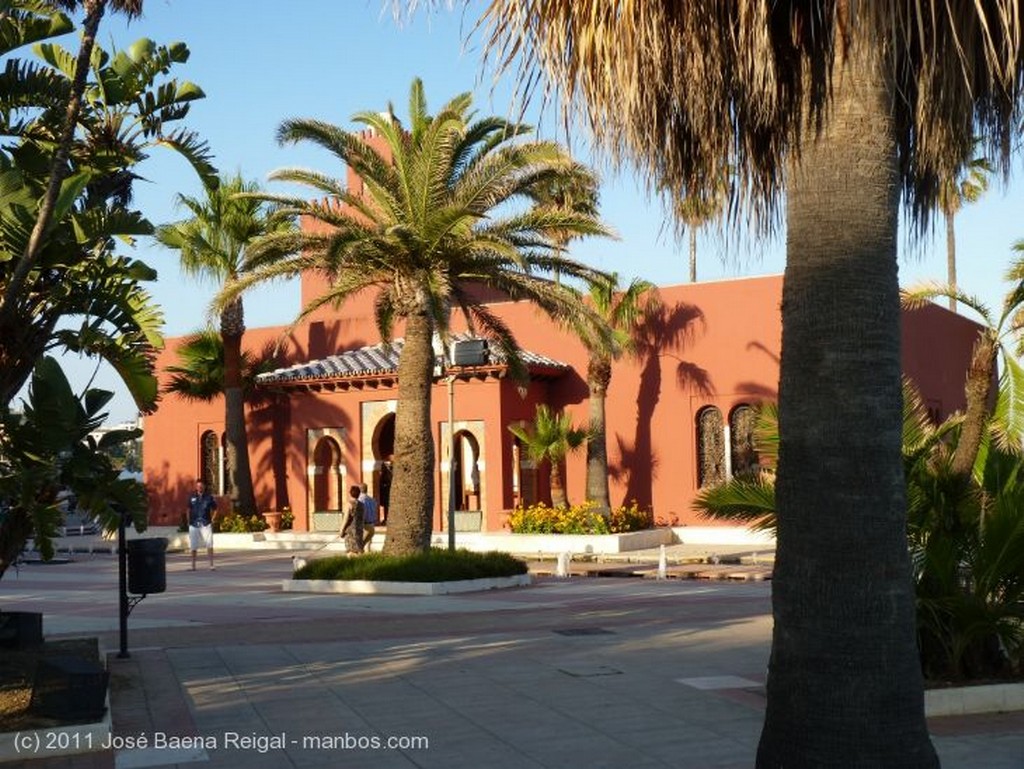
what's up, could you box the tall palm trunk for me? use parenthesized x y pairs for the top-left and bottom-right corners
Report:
(689, 227), (697, 282)
(757, 45), (938, 768)
(221, 296), (256, 517)
(585, 355), (611, 513)
(946, 210), (957, 312)
(383, 309), (436, 555)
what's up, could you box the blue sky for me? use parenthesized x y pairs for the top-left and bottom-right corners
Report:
(48, 0), (1024, 423)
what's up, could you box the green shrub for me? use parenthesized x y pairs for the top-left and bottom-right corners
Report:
(507, 501), (652, 534)
(293, 549), (527, 582)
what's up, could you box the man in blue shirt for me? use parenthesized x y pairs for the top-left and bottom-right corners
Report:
(187, 479), (217, 570)
(358, 483), (378, 550)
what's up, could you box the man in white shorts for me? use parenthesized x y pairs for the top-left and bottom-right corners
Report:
(187, 479), (217, 570)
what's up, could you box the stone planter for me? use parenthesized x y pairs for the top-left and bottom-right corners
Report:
(262, 511), (283, 532)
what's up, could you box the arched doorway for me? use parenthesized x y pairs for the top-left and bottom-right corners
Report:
(454, 430), (481, 511)
(307, 427), (347, 531)
(312, 437), (342, 512)
(372, 412), (395, 524)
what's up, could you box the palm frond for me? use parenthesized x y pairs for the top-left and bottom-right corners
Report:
(692, 473), (778, 533)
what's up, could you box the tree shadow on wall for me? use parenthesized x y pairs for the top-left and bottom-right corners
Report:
(144, 461), (193, 527)
(611, 301), (712, 510)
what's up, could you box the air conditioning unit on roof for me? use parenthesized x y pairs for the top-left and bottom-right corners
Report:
(451, 339), (488, 366)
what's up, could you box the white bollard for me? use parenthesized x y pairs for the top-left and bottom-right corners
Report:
(657, 544), (667, 580)
(556, 551), (571, 578)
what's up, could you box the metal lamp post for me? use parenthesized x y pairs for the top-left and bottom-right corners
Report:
(447, 374), (457, 551)
(444, 338), (488, 550)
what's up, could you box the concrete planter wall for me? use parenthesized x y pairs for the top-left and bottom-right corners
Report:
(433, 528), (674, 555)
(283, 574), (531, 595)
(925, 682), (1024, 717)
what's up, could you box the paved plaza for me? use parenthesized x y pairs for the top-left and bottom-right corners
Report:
(0, 546), (1021, 768)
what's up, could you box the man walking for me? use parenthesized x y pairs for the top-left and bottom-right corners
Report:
(359, 483), (378, 550)
(187, 479), (217, 570)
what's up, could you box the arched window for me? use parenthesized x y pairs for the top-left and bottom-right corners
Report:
(697, 407), (725, 488)
(729, 404), (759, 477)
(200, 431), (219, 493)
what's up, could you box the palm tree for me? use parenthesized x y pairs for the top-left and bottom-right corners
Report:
(155, 174), (292, 518)
(164, 329), (281, 403)
(669, 166), (730, 282)
(508, 405), (587, 508)
(527, 161), (600, 283)
(478, 3), (1024, 765)
(937, 146), (992, 312)
(574, 273), (657, 512)
(902, 264), (1024, 481)
(217, 79), (612, 555)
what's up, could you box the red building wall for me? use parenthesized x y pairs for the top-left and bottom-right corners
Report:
(143, 273), (979, 532)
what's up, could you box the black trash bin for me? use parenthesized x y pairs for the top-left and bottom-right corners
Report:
(126, 537), (167, 594)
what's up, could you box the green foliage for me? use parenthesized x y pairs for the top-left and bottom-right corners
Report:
(507, 500), (652, 534)
(695, 384), (1024, 681)
(910, 447), (1024, 681)
(163, 329), (282, 402)
(0, 23), (215, 414)
(292, 549), (528, 582)
(279, 507), (294, 530)
(509, 405), (588, 466)
(0, 358), (147, 570)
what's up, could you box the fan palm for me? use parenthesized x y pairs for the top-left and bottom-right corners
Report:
(164, 329), (281, 403)
(508, 405), (587, 508)
(669, 164), (730, 283)
(217, 78), (612, 555)
(156, 174), (293, 518)
(477, 2), (1024, 764)
(937, 146), (992, 312)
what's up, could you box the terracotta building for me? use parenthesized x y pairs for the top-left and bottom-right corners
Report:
(143, 268), (979, 533)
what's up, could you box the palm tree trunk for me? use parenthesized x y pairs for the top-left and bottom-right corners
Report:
(549, 462), (568, 508)
(585, 357), (611, 513)
(756, 45), (938, 768)
(689, 227), (697, 282)
(946, 211), (957, 312)
(221, 301), (256, 518)
(382, 310), (436, 555)
(949, 334), (996, 478)
(0, 0), (106, 321)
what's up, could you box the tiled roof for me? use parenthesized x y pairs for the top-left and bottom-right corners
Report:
(256, 335), (570, 386)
